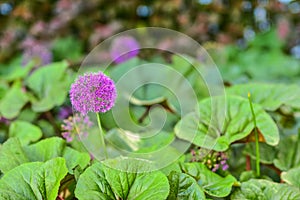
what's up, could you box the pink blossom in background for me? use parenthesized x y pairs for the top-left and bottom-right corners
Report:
(21, 38), (52, 67)
(277, 18), (290, 40)
(110, 36), (140, 64)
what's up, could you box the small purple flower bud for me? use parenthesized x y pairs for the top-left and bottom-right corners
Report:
(110, 36), (140, 64)
(220, 160), (226, 165)
(62, 132), (73, 142)
(222, 164), (229, 171)
(212, 164), (220, 172)
(70, 72), (117, 115)
(58, 106), (73, 120)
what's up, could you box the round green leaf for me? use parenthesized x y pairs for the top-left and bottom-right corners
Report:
(0, 81), (28, 119)
(9, 120), (42, 145)
(25, 61), (73, 112)
(175, 96), (279, 151)
(75, 159), (170, 200)
(0, 158), (68, 200)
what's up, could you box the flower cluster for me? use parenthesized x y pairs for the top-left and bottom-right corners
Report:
(61, 113), (93, 142)
(70, 72), (117, 115)
(191, 148), (229, 172)
(110, 35), (140, 64)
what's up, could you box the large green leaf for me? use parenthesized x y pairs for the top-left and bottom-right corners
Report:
(281, 166), (300, 187)
(75, 162), (116, 200)
(24, 137), (66, 162)
(62, 146), (90, 174)
(175, 96), (279, 151)
(0, 137), (90, 174)
(24, 137), (90, 174)
(227, 83), (300, 111)
(75, 158), (170, 200)
(0, 81), (28, 119)
(0, 138), (29, 174)
(181, 162), (237, 197)
(0, 158), (68, 200)
(167, 171), (206, 200)
(25, 61), (73, 112)
(230, 179), (300, 200)
(9, 120), (42, 145)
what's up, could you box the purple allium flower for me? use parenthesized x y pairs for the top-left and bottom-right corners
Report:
(21, 40), (52, 68)
(70, 72), (117, 115)
(61, 113), (93, 142)
(110, 36), (140, 64)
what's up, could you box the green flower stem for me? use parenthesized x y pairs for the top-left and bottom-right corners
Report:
(248, 92), (260, 177)
(96, 113), (108, 159)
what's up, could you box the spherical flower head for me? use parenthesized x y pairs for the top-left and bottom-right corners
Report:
(70, 72), (117, 115)
(110, 36), (140, 64)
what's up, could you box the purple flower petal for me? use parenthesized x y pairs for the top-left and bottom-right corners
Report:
(222, 164), (229, 171)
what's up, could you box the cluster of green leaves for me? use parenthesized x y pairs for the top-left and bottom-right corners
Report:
(0, 60), (75, 142)
(1, 31), (300, 199)
(0, 136), (239, 199)
(214, 30), (300, 84)
(0, 60), (74, 117)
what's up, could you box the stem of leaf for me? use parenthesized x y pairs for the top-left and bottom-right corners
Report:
(96, 113), (108, 159)
(248, 92), (260, 177)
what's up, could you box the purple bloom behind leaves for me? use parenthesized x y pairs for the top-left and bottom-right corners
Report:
(70, 72), (117, 115)
(58, 106), (73, 120)
(22, 42), (52, 67)
(110, 36), (140, 64)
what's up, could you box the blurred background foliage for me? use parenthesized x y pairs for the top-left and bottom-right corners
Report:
(0, 0), (299, 62)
